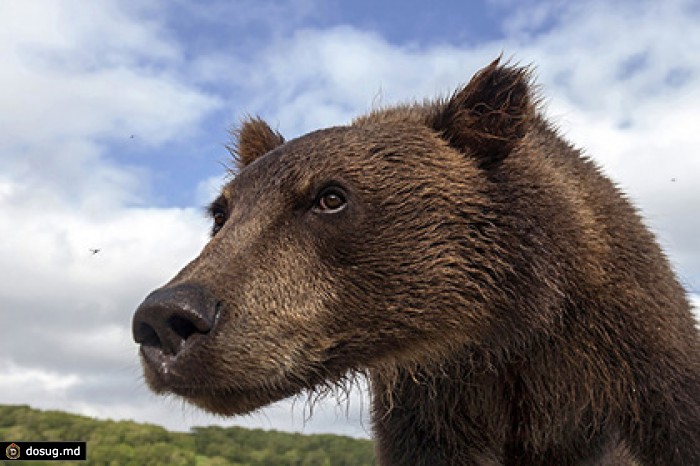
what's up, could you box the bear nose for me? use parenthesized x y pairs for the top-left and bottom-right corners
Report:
(132, 283), (220, 357)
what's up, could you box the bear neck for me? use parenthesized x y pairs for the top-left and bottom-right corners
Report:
(369, 350), (510, 465)
(367, 337), (641, 466)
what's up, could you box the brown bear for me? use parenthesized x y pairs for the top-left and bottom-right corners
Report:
(132, 59), (700, 465)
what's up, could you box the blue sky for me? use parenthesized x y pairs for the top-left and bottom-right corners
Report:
(1, 0), (698, 437)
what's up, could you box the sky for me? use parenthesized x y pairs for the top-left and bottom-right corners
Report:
(1, 0), (698, 439)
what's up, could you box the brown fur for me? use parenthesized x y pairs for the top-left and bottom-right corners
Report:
(133, 59), (700, 465)
(227, 115), (285, 169)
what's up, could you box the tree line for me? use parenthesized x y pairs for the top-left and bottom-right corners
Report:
(0, 404), (375, 465)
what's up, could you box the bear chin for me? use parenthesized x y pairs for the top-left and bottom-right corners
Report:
(141, 355), (318, 416)
(159, 381), (303, 416)
(185, 390), (287, 416)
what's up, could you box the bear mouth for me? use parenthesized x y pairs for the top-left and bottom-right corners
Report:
(144, 371), (296, 416)
(140, 348), (320, 416)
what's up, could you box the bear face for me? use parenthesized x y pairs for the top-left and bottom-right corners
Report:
(132, 59), (700, 465)
(135, 123), (505, 414)
(134, 61), (533, 410)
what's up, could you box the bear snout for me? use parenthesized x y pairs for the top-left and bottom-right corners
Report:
(132, 283), (221, 372)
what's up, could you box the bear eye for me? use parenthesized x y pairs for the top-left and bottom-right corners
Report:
(213, 212), (226, 228)
(314, 187), (347, 213)
(207, 194), (229, 236)
(210, 210), (227, 235)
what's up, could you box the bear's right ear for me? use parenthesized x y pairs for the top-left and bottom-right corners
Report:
(431, 59), (535, 170)
(228, 117), (285, 169)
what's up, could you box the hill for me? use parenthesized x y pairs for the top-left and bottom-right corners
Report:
(0, 404), (375, 465)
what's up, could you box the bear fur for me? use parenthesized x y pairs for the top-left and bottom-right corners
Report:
(133, 59), (700, 465)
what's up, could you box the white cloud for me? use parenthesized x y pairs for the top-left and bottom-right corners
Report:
(0, 1), (178, 62)
(0, 362), (81, 394)
(231, 27), (500, 138)
(0, 1), (216, 148)
(195, 174), (228, 207)
(691, 294), (700, 325)
(0, 0), (222, 216)
(0, 0), (223, 433)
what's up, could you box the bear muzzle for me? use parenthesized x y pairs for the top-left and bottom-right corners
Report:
(132, 283), (221, 381)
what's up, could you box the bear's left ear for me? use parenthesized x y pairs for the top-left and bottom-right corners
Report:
(431, 59), (535, 170)
(228, 117), (285, 169)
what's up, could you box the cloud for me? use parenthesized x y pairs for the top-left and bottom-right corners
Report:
(0, 1), (216, 148)
(0, 0), (222, 215)
(1, 0), (698, 439)
(0, 0), (222, 433)
(692, 297), (700, 332)
(195, 174), (229, 207)
(227, 27), (499, 138)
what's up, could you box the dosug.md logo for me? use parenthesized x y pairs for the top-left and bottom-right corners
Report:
(6, 442), (21, 460)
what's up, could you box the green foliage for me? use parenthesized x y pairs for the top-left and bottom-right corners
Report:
(192, 425), (375, 465)
(0, 405), (375, 465)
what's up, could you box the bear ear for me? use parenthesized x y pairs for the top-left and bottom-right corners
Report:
(227, 117), (285, 169)
(432, 59), (535, 169)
